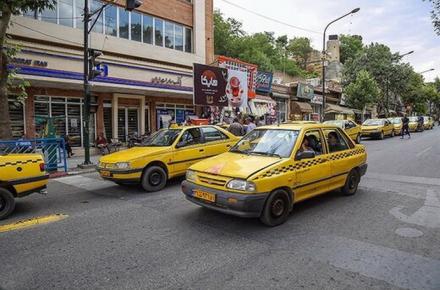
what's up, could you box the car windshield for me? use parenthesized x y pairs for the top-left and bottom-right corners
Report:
(390, 118), (402, 124)
(324, 120), (344, 128)
(409, 117), (418, 122)
(141, 129), (181, 146)
(363, 119), (384, 126)
(230, 129), (299, 158)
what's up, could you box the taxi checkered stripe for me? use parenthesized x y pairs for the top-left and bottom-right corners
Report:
(254, 148), (365, 180)
(0, 159), (43, 167)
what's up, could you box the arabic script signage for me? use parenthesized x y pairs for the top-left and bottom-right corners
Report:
(151, 76), (182, 86)
(255, 71), (273, 93)
(193, 63), (228, 106)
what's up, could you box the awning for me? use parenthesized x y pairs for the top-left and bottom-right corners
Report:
(271, 92), (290, 99)
(292, 101), (313, 113)
(253, 95), (277, 105)
(325, 104), (354, 115)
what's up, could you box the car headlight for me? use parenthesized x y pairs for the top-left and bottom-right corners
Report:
(115, 162), (130, 169)
(186, 170), (197, 182)
(226, 179), (256, 192)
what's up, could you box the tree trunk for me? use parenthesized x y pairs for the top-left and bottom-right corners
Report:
(0, 9), (12, 140)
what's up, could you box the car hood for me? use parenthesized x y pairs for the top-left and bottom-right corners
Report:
(99, 146), (170, 163)
(190, 152), (282, 179)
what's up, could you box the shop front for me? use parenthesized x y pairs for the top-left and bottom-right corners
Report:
(290, 101), (313, 121)
(325, 103), (355, 121)
(270, 83), (291, 123)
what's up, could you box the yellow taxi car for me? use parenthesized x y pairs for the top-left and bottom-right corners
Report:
(408, 116), (422, 132)
(324, 120), (361, 144)
(0, 152), (48, 219)
(389, 117), (403, 135)
(361, 118), (395, 139)
(97, 125), (239, 192)
(182, 123), (367, 226)
(423, 116), (434, 130)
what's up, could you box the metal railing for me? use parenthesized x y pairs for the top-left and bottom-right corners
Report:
(0, 138), (67, 172)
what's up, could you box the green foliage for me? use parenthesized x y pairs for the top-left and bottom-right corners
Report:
(424, 0), (440, 35)
(213, 10), (310, 77)
(344, 70), (380, 110)
(286, 37), (313, 69)
(339, 34), (363, 64)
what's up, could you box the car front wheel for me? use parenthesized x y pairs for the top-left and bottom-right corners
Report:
(0, 188), (16, 220)
(141, 166), (167, 192)
(356, 134), (361, 144)
(260, 189), (291, 227)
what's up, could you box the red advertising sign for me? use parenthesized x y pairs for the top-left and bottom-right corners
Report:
(193, 63), (228, 107)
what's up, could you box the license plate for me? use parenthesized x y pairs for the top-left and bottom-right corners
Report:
(193, 190), (216, 203)
(101, 170), (111, 177)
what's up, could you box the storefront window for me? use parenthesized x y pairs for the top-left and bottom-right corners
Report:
(155, 18), (164, 46)
(119, 8), (129, 39)
(143, 15), (153, 44)
(131, 12), (142, 42)
(103, 107), (112, 141)
(175, 24), (184, 51)
(8, 100), (25, 139)
(104, 4), (117, 36)
(59, 0), (74, 27)
(275, 99), (287, 122)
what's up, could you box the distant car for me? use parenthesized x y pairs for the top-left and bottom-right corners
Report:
(423, 116), (434, 130)
(0, 153), (48, 220)
(97, 125), (239, 192)
(324, 120), (361, 144)
(408, 116), (423, 132)
(389, 117), (403, 135)
(182, 123), (367, 226)
(361, 118), (395, 139)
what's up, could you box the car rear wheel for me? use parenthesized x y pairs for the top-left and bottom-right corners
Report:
(341, 169), (360, 196)
(356, 134), (361, 144)
(141, 166), (167, 192)
(0, 188), (16, 220)
(260, 189), (291, 227)
(379, 131), (384, 140)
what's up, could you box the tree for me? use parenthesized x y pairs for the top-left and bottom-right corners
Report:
(425, 0), (440, 35)
(400, 71), (426, 114)
(344, 70), (380, 120)
(0, 1), (56, 139)
(287, 37), (313, 69)
(339, 34), (363, 64)
(213, 10), (244, 57)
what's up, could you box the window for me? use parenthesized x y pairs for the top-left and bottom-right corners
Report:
(41, 5), (57, 24)
(164, 21), (174, 49)
(175, 24), (184, 51)
(154, 18), (164, 46)
(119, 8), (129, 39)
(179, 128), (203, 147)
(91, 0), (104, 33)
(8, 100), (25, 139)
(185, 27), (192, 53)
(104, 4), (117, 36)
(324, 129), (349, 153)
(24, 9), (38, 19)
(298, 130), (323, 155)
(202, 127), (227, 142)
(143, 15), (153, 44)
(131, 12), (142, 42)
(75, 0), (85, 29)
(59, 0), (74, 27)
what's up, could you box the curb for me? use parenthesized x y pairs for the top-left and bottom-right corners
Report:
(67, 168), (97, 176)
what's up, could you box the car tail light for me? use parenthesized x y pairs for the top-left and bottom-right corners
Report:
(39, 163), (45, 172)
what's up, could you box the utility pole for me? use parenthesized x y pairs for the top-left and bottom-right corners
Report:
(82, 0), (92, 166)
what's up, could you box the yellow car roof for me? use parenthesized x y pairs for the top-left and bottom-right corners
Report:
(258, 123), (336, 130)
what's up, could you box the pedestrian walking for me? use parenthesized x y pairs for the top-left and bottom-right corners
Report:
(227, 118), (245, 136)
(64, 135), (74, 158)
(401, 115), (411, 139)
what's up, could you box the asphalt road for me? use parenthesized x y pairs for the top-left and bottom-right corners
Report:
(1, 127), (440, 290)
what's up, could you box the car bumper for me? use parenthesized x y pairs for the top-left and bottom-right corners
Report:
(361, 131), (380, 137)
(181, 180), (268, 218)
(96, 167), (142, 183)
(359, 163), (368, 176)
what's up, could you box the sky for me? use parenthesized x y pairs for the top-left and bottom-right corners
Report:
(214, 0), (440, 82)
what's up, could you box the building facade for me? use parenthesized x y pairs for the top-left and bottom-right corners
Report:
(8, 0), (214, 146)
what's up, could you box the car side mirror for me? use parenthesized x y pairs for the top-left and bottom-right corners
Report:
(295, 150), (315, 161)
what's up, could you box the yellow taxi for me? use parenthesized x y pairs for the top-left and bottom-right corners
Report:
(323, 120), (361, 144)
(361, 118), (395, 139)
(408, 116), (421, 132)
(182, 123), (367, 226)
(389, 117), (403, 135)
(97, 125), (239, 192)
(423, 116), (434, 130)
(0, 152), (48, 219)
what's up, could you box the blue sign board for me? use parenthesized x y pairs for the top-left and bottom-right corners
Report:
(255, 71), (273, 94)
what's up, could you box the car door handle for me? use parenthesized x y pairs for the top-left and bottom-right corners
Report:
(199, 149), (204, 152)
(226, 144), (231, 147)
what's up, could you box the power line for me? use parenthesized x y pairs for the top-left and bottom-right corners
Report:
(11, 21), (82, 45)
(218, 0), (320, 35)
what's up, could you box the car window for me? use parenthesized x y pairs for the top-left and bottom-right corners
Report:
(348, 121), (356, 128)
(178, 128), (203, 147)
(298, 130), (323, 155)
(201, 127), (228, 143)
(324, 129), (350, 153)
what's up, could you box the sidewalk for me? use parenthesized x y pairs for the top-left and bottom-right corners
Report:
(65, 154), (100, 175)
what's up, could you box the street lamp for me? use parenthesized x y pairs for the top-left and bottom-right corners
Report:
(321, 8), (360, 122)
(398, 50), (414, 59)
(418, 68), (435, 74)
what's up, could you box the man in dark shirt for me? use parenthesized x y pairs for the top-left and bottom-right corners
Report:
(228, 118), (245, 136)
(401, 115), (410, 139)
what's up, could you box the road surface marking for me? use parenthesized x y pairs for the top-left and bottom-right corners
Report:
(55, 175), (114, 191)
(0, 214), (68, 233)
(366, 172), (440, 186)
(390, 189), (440, 228)
(416, 146), (432, 157)
(309, 235), (440, 290)
(395, 227), (424, 238)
